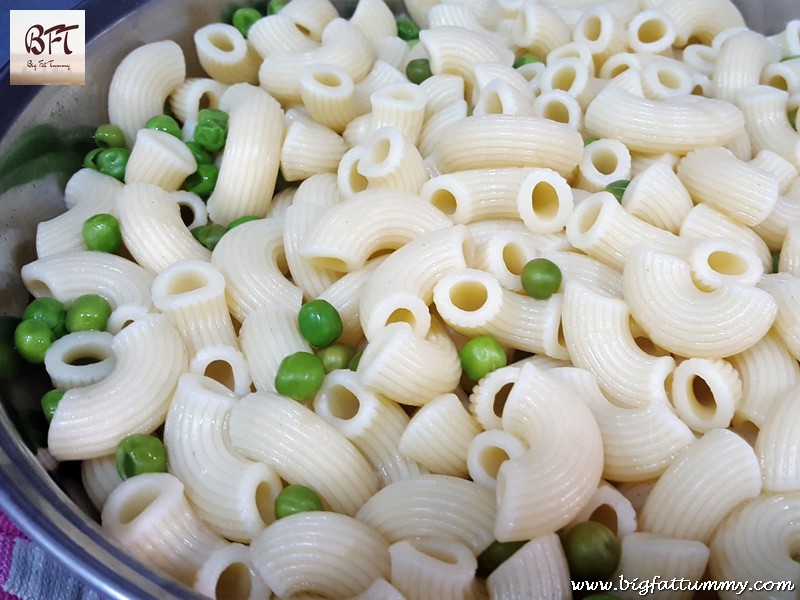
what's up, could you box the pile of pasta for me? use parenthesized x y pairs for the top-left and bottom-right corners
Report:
(20, 0), (800, 596)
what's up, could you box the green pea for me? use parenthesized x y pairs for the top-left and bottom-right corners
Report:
(83, 147), (103, 170)
(275, 351), (326, 401)
(191, 224), (228, 251)
(317, 343), (355, 373)
(185, 141), (213, 165)
(227, 215), (261, 229)
(115, 433), (168, 480)
(583, 136), (599, 146)
(65, 294), (111, 333)
(604, 179), (630, 202)
(221, 2), (242, 24)
(0, 316), (22, 380)
(773, 251), (781, 273)
(94, 124), (126, 149)
(297, 299), (343, 348)
(14, 319), (54, 364)
(41, 389), (65, 423)
(144, 114), (182, 139)
(83, 213), (122, 253)
(396, 17), (420, 41)
(521, 258), (562, 300)
(274, 484), (323, 519)
(562, 521), (621, 581)
(406, 58), (433, 84)
(193, 120), (227, 154)
(95, 147), (131, 181)
(267, 0), (287, 15)
(407, 38), (420, 48)
(477, 540), (527, 577)
(23, 297), (66, 338)
(459, 335), (506, 381)
(232, 7), (261, 37)
(348, 349), (363, 371)
(513, 54), (541, 68)
(182, 163), (219, 199)
(199, 108), (229, 128)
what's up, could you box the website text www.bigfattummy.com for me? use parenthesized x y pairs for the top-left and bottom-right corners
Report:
(572, 575), (796, 596)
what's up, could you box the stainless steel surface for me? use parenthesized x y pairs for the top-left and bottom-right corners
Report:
(0, 0), (798, 598)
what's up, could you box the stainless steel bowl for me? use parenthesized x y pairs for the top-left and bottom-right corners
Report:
(0, 0), (799, 598)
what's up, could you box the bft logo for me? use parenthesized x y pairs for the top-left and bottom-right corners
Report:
(10, 10), (85, 85)
(25, 23), (80, 56)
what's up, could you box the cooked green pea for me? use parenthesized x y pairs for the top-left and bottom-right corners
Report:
(14, 319), (54, 364)
(477, 540), (527, 577)
(267, 0), (287, 15)
(275, 351), (325, 401)
(23, 297), (66, 338)
(562, 521), (621, 581)
(232, 7), (261, 36)
(94, 124), (126, 149)
(605, 179), (630, 202)
(199, 108), (229, 128)
(144, 114), (182, 139)
(83, 213), (122, 253)
(0, 316), (22, 380)
(185, 141), (213, 165)
(298, 299), (343, 348)
(407, 38), (420, 47)
(459, 335), (506, 381)
(83, 147), (103, 170)
(221, 2), (242, 24)
(65, 294), (111, 332)
(521, 258), (562, 300)
(191, 224), (227, 251)
(182, 163), (219, 199)
(115, 434), (167, 480)
(274, 484), (323, 519)
(193, 120), (227, 153)
(227, 215), (261, 229)
(95, 147), (131, 181)
(348, 349), (363, 371)
(406, 58), (433, 84)
(513, 54), (541, 68)
(41, 389), (65, 423)
(317, 343), (355, 373)
(396, 17), (420, 41)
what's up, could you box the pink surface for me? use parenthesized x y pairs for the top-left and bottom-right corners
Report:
(0, 511), (22, 600)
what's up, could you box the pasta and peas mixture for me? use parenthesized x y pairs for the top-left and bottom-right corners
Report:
(8, 0), (800, 596)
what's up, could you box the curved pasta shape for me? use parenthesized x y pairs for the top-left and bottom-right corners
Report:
(584, 86), (745, 153)
(398, 393), (481, 478)
(359, 224), (469, 340)
(81, 454), (122, 513)
(389, 538), (486, 600)
(623, 245), (777, 359)
(467, 428), (527, 491)
(621, 161), (693, 234)
(164, 374), (282, 542)
(563, 481), (637, 539)
(299, 189), (453, 273)
(670, 357), (741, 433)
(755, 384), (800, 492)
(107, 40), (186, 145)
(433, 268), (567, 359)
(168, 77), (228, 124)
(299, 64), (363, 133)
(713, 30), (779, 103)
(562, 281), (675, 409)
(20, 251), (154, 333)
(284, 204), (341, 300)
(473, 79), (534, 117)
(432, 115), (583, 177)
(555, 366), (694, 483)
(124, 129), (196, 192)
(47, 314), (187, 461)
(36, 168), (121, 258)
(251, 512), (390, 599)
(736, 84), (800, 167)
(660, 0), (745, 46)
(532, 89), (583, 130)
(516, 168), (574, 234)
(540, 249), (624, 299)
(44, 331), (116, 389)
(193, 543), (270, 600)
(469, 228), (539, 294)
(194, 23), (261, 85)
(419, 98), (469, 158)
(494, 363), (603, 541)
(211, 217), (302, 323)
(358, 126), (427, 193)
(356, 474), (496, 555)
(280, 110), (348, 182)
(207, 84), (284, 226)
(349, 0), (397, 41)
(365, 83), (427, 146)
(626, 9), (677, 55)
(709, 492), (800, 598)
(486, 533), (571, 600)
(228, 391), (379, 515)
(351, 579), (405, 600)
(639, 428), (762, 544)
(613, 532), (709, 592)
(313, 369), (424, 485)
(575, 138), (632, 193)
(511, 2), (570, 58)
(115, 183), (210, 275)
(278, 0), (339, 41)
(318, 258), (381, 348)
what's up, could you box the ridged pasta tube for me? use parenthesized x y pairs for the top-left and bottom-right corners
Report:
(251, 512), (390, 599)
(194, 23), (261, 84)
(486, 533), (571, 600)
(494, 363), (603, 541)
(299, 63), (364, 134)
(713, 30), (779, 103)
(194, 543), (270, 600)
(248, 13), (318, 58)
(736, 84), (800, 167)
(755, 385), (800, 492)
(101, 473), (226, 586)
(280, 110), (348, 182)
(639, 428), (762, 544)
(511, 2), (571, 58)
(48, 315), (187, 461)
(670, 357), (742, 433)
(623, 245), (777, 359)
(659, 0), (745, 46)
(228, 391), (379, 515)
(621, 161), (693, 234)
(164, 374), (281, 542)
(81, 454), (122, 513)
(124, 129), (196, 192)
(467, 428), (527, 491)
(563, 481), (637, 539)
(358, 126), (428, 193)
(168, 77), (228, 124)
(44, 331), (115, 389)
